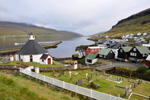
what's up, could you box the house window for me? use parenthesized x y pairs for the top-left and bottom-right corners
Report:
(133, 48), (136, 51)
(134, 53), (137, 56)
(99, 55), (102, 57)
(130, 52), (133, 56)
(120, 49), (123, 53)
(42, 60), (44, 62)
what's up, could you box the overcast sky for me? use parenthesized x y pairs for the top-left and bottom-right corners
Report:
(0, 0), (150, 36)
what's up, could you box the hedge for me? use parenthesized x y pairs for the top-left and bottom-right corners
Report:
(106, 67), (150, 81)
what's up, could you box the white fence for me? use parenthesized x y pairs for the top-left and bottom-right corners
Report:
(20, 68), (126, 100)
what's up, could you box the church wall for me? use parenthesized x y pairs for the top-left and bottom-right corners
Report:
(15, 54), (19, 61)
(22, 55), (30, 62)
(33, 54), (43, 63)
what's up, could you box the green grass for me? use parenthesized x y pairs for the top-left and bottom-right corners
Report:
(0, 59), (65, 67)
(40, 70), (150, 99)
(0, 72), (80, 100)
(25, 61), (65, 67)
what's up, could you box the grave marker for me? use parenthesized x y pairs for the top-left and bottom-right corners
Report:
(76, 79), (82, 86)
(86, 73), (88, 78)
(69, 71), (72, 77)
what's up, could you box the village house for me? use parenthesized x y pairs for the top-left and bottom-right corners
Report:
(129, 46), (150, 61)
(85, 45), (106, 56)
(97, 48), (115, 59)
(145, 55), (150, 67)
(15, 33), (53, 65)
(109, 43), (121, 59)
(118, 46), (132, 60)
(85, 53), (98, 64)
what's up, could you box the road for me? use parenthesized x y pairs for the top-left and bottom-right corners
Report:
(96, 59), (146, 68)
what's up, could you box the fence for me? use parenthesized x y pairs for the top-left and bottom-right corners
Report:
(20, 68), (126, 100)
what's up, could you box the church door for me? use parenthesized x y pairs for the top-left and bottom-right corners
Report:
(48, 58), (51, 64)
(30, 55), (33, 62)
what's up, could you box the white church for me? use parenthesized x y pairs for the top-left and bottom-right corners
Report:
(15, 33), (53, 65)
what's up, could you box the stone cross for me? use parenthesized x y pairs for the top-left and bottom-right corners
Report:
(69, 71), (72, 77)
(86, 73), (88, 78)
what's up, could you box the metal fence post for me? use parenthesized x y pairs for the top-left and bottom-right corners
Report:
(63, 81), (65, 88)
(53, 78), (54, 84)
(43, 76), (45, 81)
(90, 89), (92, 98)
(76, 85), (78, 93)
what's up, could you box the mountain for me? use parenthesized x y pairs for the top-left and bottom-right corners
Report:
(0, 21), (81, 37)
(102, 8), (150, 38)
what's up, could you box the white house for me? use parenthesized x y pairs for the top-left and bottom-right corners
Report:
(137, 32), (142, 36)
(143, 32), (147, 36)
(15, 33), (53, 65)
(40, 54), (53, 64)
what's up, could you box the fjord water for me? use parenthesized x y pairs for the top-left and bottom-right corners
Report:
(0, 36), (94, 58)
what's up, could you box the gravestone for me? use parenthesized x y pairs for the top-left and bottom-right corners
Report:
(76, 79), (83, 86)
(88, 76), (93, 82)
(53, 70), (55, 76)
(134, 83), (137, 88)
(90, 82), (100, 89)
(124, 88), (129, 97)
(70, 77), (73, 81)
(138, 80), (142, 84)
(96, 73), (99, 76)
(122, 78), (124, 81)
(119, 76), (122, 81)
(64, 71), (66, 75)
(58, 74), (62, 77)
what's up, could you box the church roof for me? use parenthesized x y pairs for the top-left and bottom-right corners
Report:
(40, 54), (52, 60)
(16, 40), (48, 55)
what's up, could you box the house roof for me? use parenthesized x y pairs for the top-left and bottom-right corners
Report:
(122, 46), (132, 52)
(98, 48), (111, 56)
(86, 53), (97, 60)
(40, 54), (52, 60)
(146, 55), (150, 60)
(112, 43), (121, 49)
(16, 40), (48, 55)
(135, 46), (150, 54)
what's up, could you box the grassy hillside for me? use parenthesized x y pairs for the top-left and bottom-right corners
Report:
(0, 21), (81, 37)
(90, 8), (150, 39)
(104, 8), (150, 38)
(0, 72), (80, 100)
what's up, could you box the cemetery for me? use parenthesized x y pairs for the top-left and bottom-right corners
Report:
(40, 69), (150, 100)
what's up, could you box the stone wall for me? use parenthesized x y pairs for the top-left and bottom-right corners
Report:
(0, 65), (26, 74)
(35, 67), (91, 72)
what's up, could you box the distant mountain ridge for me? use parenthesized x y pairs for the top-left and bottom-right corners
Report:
(0, 21), (81, 37)
(102, 8), (150, 38)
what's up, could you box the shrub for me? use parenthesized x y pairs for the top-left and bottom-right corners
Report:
(73, 54), (79, 57)
(136, 66), (148, 73)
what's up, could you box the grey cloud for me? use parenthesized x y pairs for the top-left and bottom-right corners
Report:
(0, 0), (150, 36)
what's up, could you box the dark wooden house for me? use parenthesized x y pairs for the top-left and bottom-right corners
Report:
(129, 46), (150, 60)
(118, 46), (132, 59)
(145, 55), (150, 67)
(97, 48), (115, 59)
